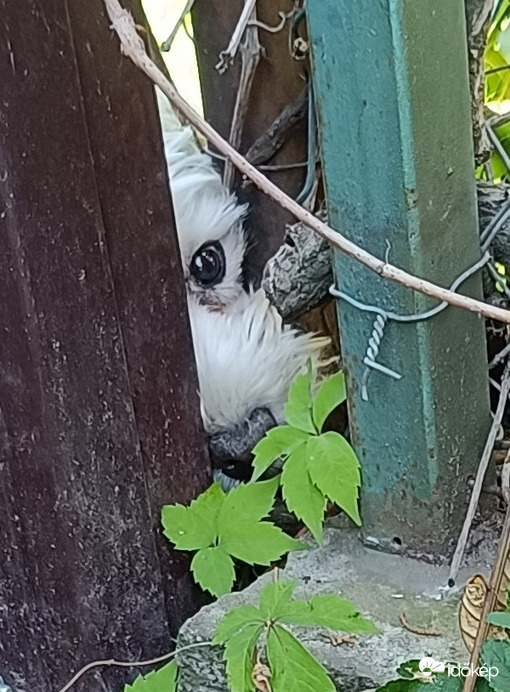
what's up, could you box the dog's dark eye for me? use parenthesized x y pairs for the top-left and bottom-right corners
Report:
(190, 242), (226, 286)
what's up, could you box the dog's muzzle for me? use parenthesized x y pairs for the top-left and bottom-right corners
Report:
(208, 407), (277, 488)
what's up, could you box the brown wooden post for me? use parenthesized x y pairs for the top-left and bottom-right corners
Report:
(0, 1), (210, 690)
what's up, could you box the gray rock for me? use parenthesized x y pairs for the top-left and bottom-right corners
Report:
(176, 527), (485, 691)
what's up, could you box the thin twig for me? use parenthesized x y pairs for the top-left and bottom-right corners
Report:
(245, 86), (308, 166)
(224, 1), (261, 189)
(398, 612), (441, 637)
(161, 0), (195, 52)
(216, 0), (256, 74)
(57, 642), (212, 692)
(248, 11), (288, 34)
(449, 360), (510, 586)
(102, 0), (510, 325)
(463, 502), (510, 692)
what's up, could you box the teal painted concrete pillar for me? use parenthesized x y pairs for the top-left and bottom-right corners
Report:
(307, 0), (490, 557)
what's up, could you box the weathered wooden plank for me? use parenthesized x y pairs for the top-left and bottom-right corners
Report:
(67, 0), (210, 633)
(192, 0), (308, 280)
(307, 0), (490, 557)
(0, 1), (209, 689)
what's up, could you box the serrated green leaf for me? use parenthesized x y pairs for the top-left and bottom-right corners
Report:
(217, 478), (279, 532)
(278, 594), (376, 634)
(223, 622), (264, 692)
(307, 433), (361, 526)
(251, 427), (309, 482)
(221, 521), (303, 565)
(189, 482), (224, 527)
(213, 605), (264, 645)
(259, 580), (299, 619)
(190, 546), (235, 597)
(284, 370), (316, 434)
(312, 371), (347, 431)
(481, 639), (510, 692)
(267, 624), (336, 692)
(395, 660), (422, 679)
(124, 661), (178, 692)
(281, 444), (326, 544)
(487, 611), (510, 629)
(161, 503), (215, 551)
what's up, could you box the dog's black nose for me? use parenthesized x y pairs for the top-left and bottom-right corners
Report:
(208, 407), (277, 482)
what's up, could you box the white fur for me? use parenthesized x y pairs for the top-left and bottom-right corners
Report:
(158, 92), (328, 436)
(163, 127), (247, 307)
(188, 290), (327, 432)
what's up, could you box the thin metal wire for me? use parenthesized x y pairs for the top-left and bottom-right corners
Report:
(296, 82), (318, 207)
(330, 252), (490, 323)
(330, 252), (491, 400)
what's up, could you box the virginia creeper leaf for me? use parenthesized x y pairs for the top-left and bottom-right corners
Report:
(223, 623), (264, 692)
(284, 370), (316, 434)
(481, 639), (510, 692)
(487, 611), (510, 629)
(161, 503), (215, 550)
(124, 661), (178, 692)
(251, 427), (309, 482)
(281, 444), (326, 544)
(213, 606), (264, 645)
(259, 580), (299, 620)
(312, 371), (347, 431)
(217, 477), (279, 531)
(267, 624), (336, 692)
(221, 521), (303, 565)
(188, 481), (224, 528)
(307, 433), (361, 526)
(191, 546), (235, 597)
(277, 594), (377, 634)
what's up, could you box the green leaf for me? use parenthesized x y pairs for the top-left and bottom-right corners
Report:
(251, 427), (309, 482)
(188, 481), (224, 527)
(223, 622), (264, 692)
(217, 478), (279, 531)
(487, 611), (510, 629)
(221, 520), (303, 565)
(190, 546), (235, 597)
(312, 371), (347, 431)
(278, 594), (377, 634)
(284, 369), (316, 434)
(124, 661), (178, 691)
(267, 624), (336, 692)
(481, 639), (510, 692)
(281, 443), (326, 544)
(161, 503), (214, 551)
(161, 482), (225, 550)
(213, 605), (264, 645)
(307, 433), (361, 526)
(259, 580), (299, 619)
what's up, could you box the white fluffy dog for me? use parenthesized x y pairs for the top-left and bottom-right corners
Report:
(158, 93), (326, 484)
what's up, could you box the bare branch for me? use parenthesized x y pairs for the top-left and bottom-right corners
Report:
(102, 0), (510, 325)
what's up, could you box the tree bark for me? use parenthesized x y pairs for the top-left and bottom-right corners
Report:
(465, 0), (494, 164)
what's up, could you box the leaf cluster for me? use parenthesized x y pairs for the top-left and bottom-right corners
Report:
(252, 369), (361, 543)
(161, 480), (302, 596)
(123, 661), (178, 692)
(213, 579), (377, 692)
